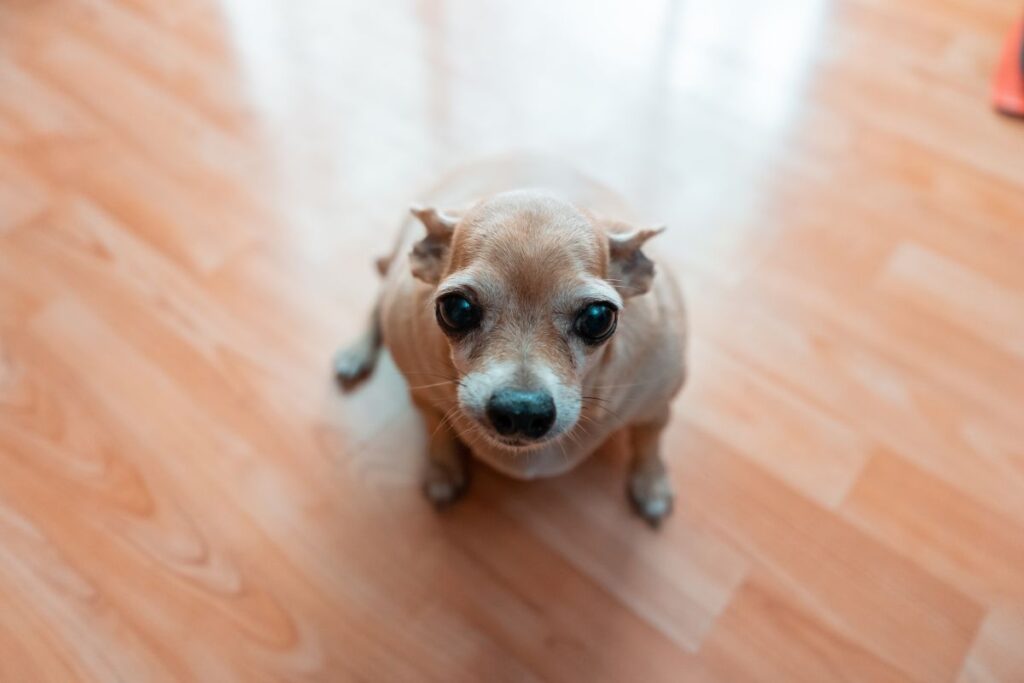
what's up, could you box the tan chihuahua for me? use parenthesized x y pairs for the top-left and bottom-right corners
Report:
(335, 158), (686, 526)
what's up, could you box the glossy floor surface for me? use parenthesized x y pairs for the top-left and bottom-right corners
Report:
(2, 1), (1024, 681)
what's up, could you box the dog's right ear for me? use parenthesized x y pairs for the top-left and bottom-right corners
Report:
(607, 224), (666, 297)
(409, 205), (459, 283)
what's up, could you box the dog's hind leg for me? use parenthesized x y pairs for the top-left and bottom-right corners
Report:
(335, 218), (411, 390)
(334, 303), (383, 390)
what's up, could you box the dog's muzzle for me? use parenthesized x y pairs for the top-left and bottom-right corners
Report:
(485, 388), (556, 440)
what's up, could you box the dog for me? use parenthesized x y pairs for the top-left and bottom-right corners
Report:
(335, 157), (687, 526)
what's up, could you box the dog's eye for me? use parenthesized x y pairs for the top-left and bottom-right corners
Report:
(575, 302), (618, 344)
(437, 294), (482, 334)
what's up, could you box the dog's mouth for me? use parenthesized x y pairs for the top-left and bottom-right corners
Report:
(474, 420), (572, 453)
(492, 434), (537, 449)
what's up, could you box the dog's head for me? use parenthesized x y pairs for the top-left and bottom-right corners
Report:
(410, 190), (663, 451)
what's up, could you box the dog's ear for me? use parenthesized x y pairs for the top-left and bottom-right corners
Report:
(409, 205), (459, 283)
(607, 225), (666, 297)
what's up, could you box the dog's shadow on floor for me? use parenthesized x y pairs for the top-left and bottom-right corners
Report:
(329, 351), (674, 667)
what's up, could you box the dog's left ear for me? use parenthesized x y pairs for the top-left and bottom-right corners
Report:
(607, 225), (666, 297)
(409, 205), (459, 283)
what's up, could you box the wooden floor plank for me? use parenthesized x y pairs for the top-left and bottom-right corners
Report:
(698, 573), (914, 683)
(672, 424), (985, 683)
(958, 607), (1024, 683)
(843, 452), (1024, 607)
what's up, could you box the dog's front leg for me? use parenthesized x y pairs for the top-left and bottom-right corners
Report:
(415, 399), (470, 507)
(627, 407), (675, 527)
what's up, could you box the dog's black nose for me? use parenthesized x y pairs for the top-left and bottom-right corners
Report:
(486, 389), (556, 439)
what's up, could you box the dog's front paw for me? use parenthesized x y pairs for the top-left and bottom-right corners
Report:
(628, 471), (674, 528)
(423, 460), (468, 508)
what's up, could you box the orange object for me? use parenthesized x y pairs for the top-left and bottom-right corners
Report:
(993, 18), (1024, 117)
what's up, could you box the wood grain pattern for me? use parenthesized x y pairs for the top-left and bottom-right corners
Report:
(1, 0), (1022, 680)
